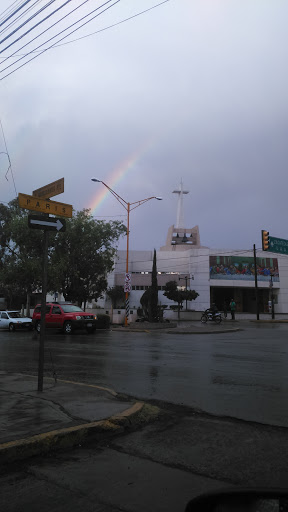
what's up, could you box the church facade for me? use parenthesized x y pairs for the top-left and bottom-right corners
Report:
(102, 182), (288, 317)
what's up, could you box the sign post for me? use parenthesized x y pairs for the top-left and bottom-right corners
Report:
(38, 230), (48, 392)
(18, 179), (71, 392)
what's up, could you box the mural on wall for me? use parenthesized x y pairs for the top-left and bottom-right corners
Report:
(209, 255), (279, 282)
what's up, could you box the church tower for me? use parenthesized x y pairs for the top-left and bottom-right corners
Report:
(160, 180), (202, 251)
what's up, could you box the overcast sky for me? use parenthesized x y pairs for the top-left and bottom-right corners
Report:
(0, 0), (288, 253)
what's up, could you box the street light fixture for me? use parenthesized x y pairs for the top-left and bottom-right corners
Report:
(91, 178), (162, 326)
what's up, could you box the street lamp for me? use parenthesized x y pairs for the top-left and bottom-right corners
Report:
(91, 178), (162, 326)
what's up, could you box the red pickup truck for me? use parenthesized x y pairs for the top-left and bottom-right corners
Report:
(32, 302), (97, 334)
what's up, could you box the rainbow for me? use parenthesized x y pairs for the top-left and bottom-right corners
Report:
(88, 138), (154, 214)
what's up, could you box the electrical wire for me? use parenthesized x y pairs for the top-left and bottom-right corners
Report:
(50, 0), (170, 50)
(0, 1), (27, 23)
(113, 248), (282, 273)
(0, 0), (91, 67)
(0, 0), (33, 29)
(0, 0), (59, 48)
(0, 0), (120, 80)
(0, 0), (171, 59)
(0, 118), (17, 197)
(0, 0), (45, 37)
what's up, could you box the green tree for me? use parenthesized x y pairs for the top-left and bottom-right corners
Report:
(150, 249), (158, 322)
(106, 285), (125, 309)
(50, 209), (126, 308)
(140, 288), (151, 318)
(0, 199), (43, 311)
(163, 280), (199, 319)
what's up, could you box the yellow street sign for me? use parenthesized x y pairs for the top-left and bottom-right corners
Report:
(32, 177), (64, 199)
(18, 193), (72, 218)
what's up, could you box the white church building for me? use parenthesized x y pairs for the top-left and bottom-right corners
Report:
(101, 182), (288, 319)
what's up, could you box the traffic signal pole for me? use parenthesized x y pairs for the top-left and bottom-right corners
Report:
(253, 244), (260, 320)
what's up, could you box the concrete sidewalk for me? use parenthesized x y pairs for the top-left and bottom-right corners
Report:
(0, 372), (160, 464)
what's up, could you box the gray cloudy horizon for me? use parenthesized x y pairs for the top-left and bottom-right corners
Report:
(0, 0), (288, 254)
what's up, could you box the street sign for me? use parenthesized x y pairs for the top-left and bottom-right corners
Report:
(32, 178), (64, 199)
(125, 273), (131, 282)
(268, 236), (288, 255)
(28, 215), (66, 232)
(19, 193), (72, 218)
(124, 283), (131, 293)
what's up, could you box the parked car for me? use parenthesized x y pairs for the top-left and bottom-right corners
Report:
(32, 302), (97, 334)
(0, 311), (33, 331)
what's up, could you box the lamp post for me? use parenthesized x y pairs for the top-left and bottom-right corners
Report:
(91, 178), (162, 326)
(270, 275), (275, 320)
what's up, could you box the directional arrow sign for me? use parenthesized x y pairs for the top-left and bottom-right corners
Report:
(28, 215), (66, 232)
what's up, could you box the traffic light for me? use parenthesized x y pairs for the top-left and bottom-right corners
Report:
(262, 230), (270, 251)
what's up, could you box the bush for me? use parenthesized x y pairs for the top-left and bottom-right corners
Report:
(95, 313), (111, 329)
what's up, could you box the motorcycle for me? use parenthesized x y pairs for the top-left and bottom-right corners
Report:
(200, 309), (222, 324)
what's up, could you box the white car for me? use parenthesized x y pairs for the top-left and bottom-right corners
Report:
(0, 311), (33, 331)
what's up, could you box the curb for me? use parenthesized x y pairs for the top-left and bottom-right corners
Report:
(166, 328), (242, 334)
(250, 319), (288, 323)
(0, 402), (161, 465)
(112, 327), (241, 334)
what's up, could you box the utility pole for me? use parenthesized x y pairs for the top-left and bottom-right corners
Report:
(253, 244), (259, 320)
(270, 275), (275, 320)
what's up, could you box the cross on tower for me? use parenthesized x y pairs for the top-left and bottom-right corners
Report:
(172, 180), (189, 228)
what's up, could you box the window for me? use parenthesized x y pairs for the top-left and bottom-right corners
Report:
(61, 305), (83, 313)
(52, 306), (61, 315)
(1, 313), (8, 319)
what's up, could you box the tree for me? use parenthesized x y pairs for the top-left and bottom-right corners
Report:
(50, 209), (126, 308)
(150, 249), (158, 322)
(163, 280), (199, 319)
(106, 285), (125, 309)
(0, 203), (126, 311)
(0, 199), (44, 311)
(139, 249), (159, 322)
(140, 288), (151, 318)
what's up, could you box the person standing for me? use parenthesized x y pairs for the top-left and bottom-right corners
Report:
(230, 299), (236, 320)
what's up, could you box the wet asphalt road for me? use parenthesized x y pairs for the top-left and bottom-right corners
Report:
(1, 322), (288, 427)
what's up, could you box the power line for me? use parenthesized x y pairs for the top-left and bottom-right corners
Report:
(0, 0), (120, 80)
(0, 0), (91, 68)
(51, 0), (171, 50)
(0, 0), (171, 80)
(0, 118), (17, 197)
(0, 0), (59, 48)
(0, 0), (33, 29)
(114, 248), (257, 269)
(0, 0), (171, 59)
(0, 1), (27, 23)
(0, 0), (45, 37)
